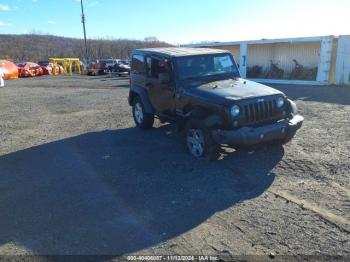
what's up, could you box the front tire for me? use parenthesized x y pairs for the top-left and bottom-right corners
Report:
(132, 97), (154, 129)
(185, 119), (220, 160)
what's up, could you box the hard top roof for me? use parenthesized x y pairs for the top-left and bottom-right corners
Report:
(134, 47), (229, 57)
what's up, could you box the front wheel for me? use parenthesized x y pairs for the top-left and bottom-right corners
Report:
(185, 120), (220, 160)
(132, 97), (154, 129)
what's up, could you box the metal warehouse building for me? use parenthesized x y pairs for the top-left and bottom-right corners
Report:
(186, 35), (350, 85)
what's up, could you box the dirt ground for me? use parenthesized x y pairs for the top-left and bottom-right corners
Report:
(0, 75), (349, 260)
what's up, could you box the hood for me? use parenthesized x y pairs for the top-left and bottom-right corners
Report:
(183, 78), (283, 104)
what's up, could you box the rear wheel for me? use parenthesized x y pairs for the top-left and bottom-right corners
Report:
(132, 97), (154, 129)
(185, 119), (220, 160)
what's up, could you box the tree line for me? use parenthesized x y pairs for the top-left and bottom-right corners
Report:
(0, 34), (172, 63)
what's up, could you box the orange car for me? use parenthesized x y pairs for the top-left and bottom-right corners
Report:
(38, 61), (55, 75)
(0, 60), (19, 80)
(17, 62), (44, 77)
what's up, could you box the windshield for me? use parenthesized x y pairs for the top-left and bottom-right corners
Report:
(176, 53), (240, 80)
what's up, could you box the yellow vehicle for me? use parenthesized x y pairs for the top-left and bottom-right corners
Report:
(49, 58), (82, 75)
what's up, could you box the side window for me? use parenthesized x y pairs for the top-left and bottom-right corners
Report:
(145, 56), (171, 78)
(131, 54), (145, 75)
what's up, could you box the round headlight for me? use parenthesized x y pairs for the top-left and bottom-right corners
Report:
(277, 97), (285, 108)
(230, 105), (240, 117)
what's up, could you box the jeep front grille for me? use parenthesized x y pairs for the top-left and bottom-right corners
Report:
(243, 99), (279, 124)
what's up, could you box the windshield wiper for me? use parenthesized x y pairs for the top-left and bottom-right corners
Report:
(183, 76), (206, 81)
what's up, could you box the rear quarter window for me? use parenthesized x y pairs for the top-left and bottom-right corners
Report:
(132, 54), (145, 75)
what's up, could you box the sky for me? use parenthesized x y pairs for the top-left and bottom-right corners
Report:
(0, 0), (350, 44)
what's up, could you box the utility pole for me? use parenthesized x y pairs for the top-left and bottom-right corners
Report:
(80, 0), (88, 64)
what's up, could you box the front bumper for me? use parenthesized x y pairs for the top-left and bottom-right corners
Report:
(212, 115), (304, 146)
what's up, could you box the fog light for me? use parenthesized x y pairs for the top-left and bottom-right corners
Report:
(233, 121), (238, 127)
(260, 134), (264, 140)
(281, 128), (286, 134)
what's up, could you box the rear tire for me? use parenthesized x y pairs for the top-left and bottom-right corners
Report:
(132, 97), (154, 129)
(184, 119), (220, 160)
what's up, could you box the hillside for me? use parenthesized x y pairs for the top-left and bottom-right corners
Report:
(0, 34), (172, 63)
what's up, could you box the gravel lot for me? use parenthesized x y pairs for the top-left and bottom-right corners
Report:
(0, 75), (349, 260)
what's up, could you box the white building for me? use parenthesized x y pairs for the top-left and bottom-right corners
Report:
(185, 35), (350, 86)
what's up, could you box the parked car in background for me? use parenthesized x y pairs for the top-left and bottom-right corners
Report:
(87, 61), (105, 76)
(128, 48), (304, 160)
(38, 61), (65, 75)
(38, 61), (54, 75)
(0, 60), (19, 79)
(113, 60), (131, 76)
(87, 59), (117, 75)
(121, 59), (130, 66)
(17, 62), (44, 77)
(100, 59), (119, 69)
(87, 59), (130, 76)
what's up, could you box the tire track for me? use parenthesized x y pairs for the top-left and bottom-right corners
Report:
(268, 189), (350, 233)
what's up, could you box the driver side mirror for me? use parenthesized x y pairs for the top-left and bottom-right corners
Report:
(159, 73), (170, 84)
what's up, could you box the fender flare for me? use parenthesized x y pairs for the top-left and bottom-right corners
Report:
(180, 107), (224, 130)
(129, 86), (154, 113)
(203, 114), (224, 128)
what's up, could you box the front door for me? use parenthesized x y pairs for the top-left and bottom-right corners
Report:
(145, 56), (175, 114)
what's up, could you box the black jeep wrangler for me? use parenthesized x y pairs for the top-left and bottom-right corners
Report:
(128, 48), (303, 160)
